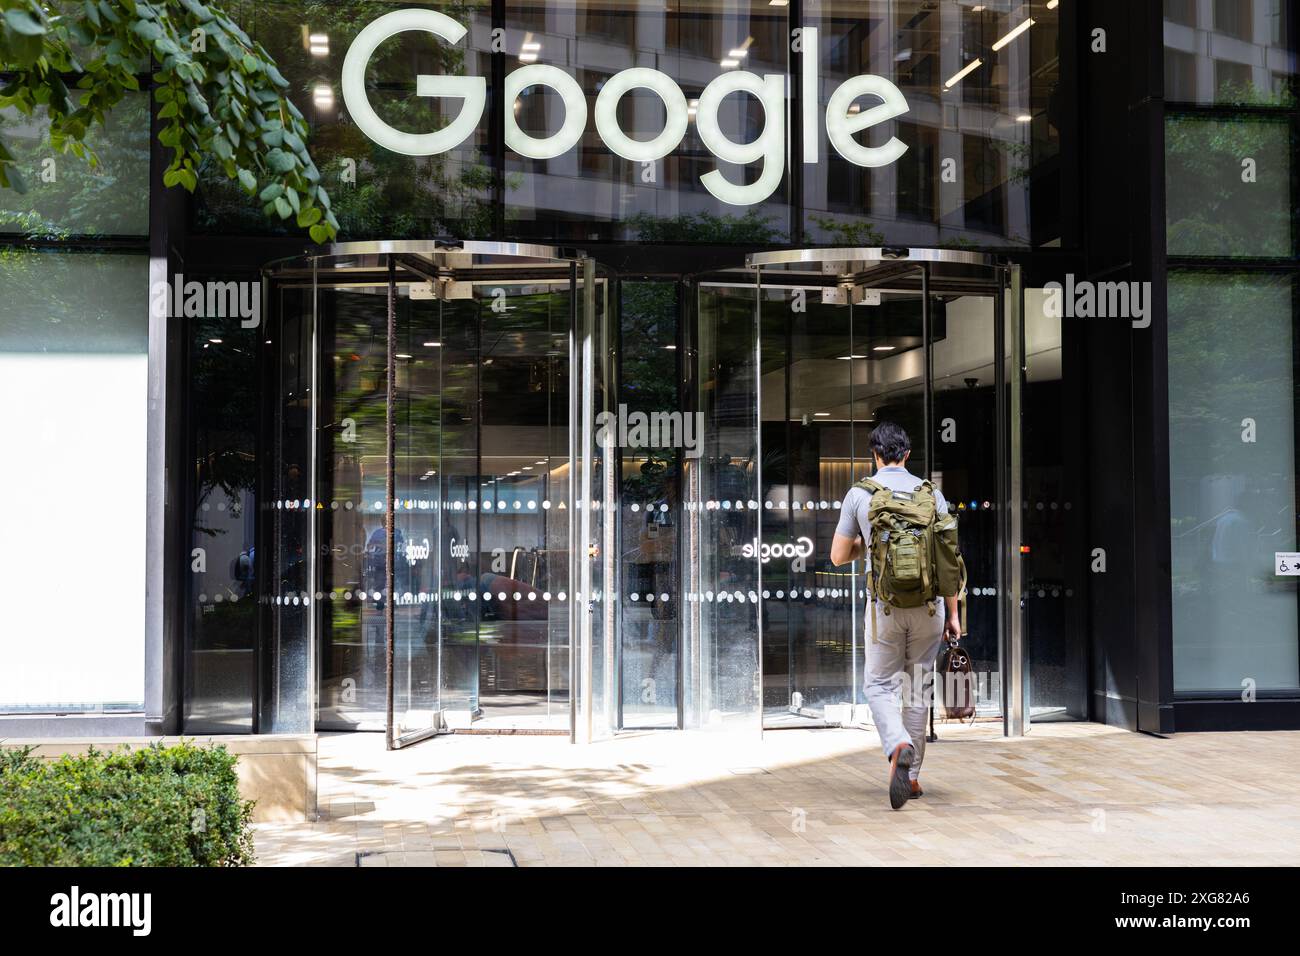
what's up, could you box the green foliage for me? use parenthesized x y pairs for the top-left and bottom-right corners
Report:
(627, 208), (784, 244)
(192, 0), (496, 240)
(1165, 112), (1293, 258)
(0, 0), (336, 242)
(0, 741), (256, 867)
(807, 214), (884, 246)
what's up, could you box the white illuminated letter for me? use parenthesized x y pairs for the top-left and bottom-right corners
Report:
(825, 74), (909, 167)
(505, 64), (588, 160)
(341, 9), (485, 156)
(695, 71), (786, 206)
(594, 68), (688, 162)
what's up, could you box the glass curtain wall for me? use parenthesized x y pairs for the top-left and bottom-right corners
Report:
(1164, 0), (1300, 697)
(188, 0), (1063, 249)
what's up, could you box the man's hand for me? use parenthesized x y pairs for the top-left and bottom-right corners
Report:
(944, 595), (961, 641)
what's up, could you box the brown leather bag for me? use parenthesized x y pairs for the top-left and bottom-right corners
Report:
(937, 637), (977, 721)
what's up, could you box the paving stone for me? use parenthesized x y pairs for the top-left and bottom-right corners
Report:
(253, 724), (1300, 867)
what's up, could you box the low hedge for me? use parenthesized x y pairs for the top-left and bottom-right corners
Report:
(0, 741), (255, 867)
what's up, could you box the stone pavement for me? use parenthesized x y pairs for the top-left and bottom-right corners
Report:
(253, 722), (1300, 866)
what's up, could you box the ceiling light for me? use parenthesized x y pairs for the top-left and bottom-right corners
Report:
(423, 341), (441, 347)
(720, 58), (740, 68)
(663, 344), (677, 350)
(522, 466), (533, 470)
(814, 412), (831, 417)
(313, 85), (334, 107)
(769, 0), (788, 6)
(991, 18), (1034, 51)
(1046, 0), (1058, 9)
(944, 58), (983, 89)
(395, 353), (412, 359)
(836, 354), (867, 360)
(520, 34), (540, 63)
(1016, 113), (1032, 122)
(872, 345), (896, 352)
(209, 338), (223, 344)
(535, 460), (546, 465)
(728, 48), (748, 59)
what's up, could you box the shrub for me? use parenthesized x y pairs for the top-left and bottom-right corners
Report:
(0, 741), (255, 867)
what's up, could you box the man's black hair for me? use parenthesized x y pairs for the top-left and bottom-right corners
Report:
(869, 421), (911, 465)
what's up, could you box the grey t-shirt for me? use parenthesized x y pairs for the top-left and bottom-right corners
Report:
(835, 465), (948, 549)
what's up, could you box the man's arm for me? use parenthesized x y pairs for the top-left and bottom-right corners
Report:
(830, 532), (863, 567)
(944, 594), (961, 639)
(831, 489), (865, 567)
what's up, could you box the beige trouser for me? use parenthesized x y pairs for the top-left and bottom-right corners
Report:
(863, 600), (944, 780)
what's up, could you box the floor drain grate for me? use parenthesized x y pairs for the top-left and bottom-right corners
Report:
(355, 848), (519, 867)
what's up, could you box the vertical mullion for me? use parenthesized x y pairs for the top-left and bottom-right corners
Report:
(384, 257), (397, 750)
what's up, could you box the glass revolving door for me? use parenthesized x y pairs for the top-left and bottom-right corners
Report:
(263, 241), (606, 746)
(746, 248), (1017, 731)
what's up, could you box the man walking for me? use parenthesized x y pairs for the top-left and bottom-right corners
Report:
(831, 422), (961, 809)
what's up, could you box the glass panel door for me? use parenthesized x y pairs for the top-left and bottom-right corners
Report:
(682, 279), (763, 733)
(929, 282), (1004, 720)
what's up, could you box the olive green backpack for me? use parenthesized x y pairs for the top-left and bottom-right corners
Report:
(853, 477), (967, 641)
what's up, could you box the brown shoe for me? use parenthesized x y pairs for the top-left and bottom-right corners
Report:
(909, 780), (923, 799)
(888, 743), (915, 809)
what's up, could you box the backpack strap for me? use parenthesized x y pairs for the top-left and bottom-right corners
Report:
(852, 478), (884, 640)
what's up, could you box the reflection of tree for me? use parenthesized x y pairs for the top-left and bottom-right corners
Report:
(0, 96), (150, 238)
(627, 209), (784, 244)
(193, 0), (495, 239)
(1167, 272), (1294, 591)
(1, 0), (337, 242)
(807, 215), (883, 246)
(1165, 113), (1292, 257)
(620, 282), (678, 502)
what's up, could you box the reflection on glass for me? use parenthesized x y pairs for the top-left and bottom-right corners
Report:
(758, 287), (857, 724)
(1169, 271), (1300, 693)
(195, 0), (495, 240)
(505, 0), (791, 243)
(1164, 0), (1297, 105)
(0, 95), (151, 238)
(475, 281), (572, 727)
(618, 282), (681, 728)
(686, 282), (761, 730)
(1018, 289), (1084, 720)
(1165, 114), (1293, 258)
(186, 295), (259, 732)
(803, 0), (1062, 248)
(929, 291), (1002, 717)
